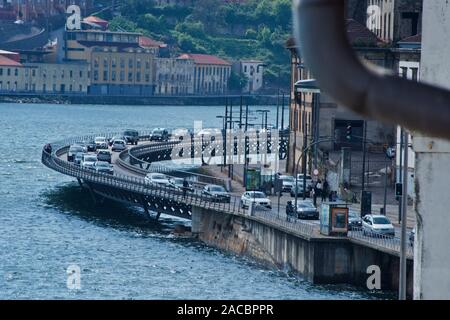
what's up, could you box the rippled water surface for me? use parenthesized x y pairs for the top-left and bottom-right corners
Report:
(0, 103), (391, 299)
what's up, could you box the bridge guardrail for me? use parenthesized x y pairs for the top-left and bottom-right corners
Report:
(42, 134), (414, 251)
(348, 227), (414, 259)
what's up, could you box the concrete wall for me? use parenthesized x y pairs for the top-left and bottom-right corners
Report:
(192, 206), (413, 295)
(414, 0), (450, 300)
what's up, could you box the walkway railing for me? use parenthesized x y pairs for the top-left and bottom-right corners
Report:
(42, 133), (412, 255)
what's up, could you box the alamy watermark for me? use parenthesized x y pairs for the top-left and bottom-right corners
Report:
(67, 264), (81, 290)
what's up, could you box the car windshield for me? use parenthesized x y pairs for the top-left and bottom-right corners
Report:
(211, 186), (225, 192)
(298, 202), (315, 208)
(373, 217), (391, 225)
(124, 131), (138, 136)
(349, 211), (358, 218)
(153, 130), (164, 135)
(84, 156), (97, 162)
(173, 179), (184, 185)
(250, 192), (266, 198)
(98, 151), (109, 155)
(281, 176), (294, 182)
(95, 137), (106, 142)
(114, 141), (125, 145)
(153, 175), (167, 180)
(96, 162), (109, 168)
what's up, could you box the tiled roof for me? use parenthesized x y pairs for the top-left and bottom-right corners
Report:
(179, 53), (231, 66)
(0, 55), (22, 67)
(84, 16), (108, 24)
(139, 36), (166, 48)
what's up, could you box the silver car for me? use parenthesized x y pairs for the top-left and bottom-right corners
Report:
(362, 215), (395, 238)
(111, 139), (127, 152)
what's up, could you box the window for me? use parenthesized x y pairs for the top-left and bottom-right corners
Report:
(80, 70), (83, 78)
(411, 67), (418, 81)
(94, 70), (99, 81)
(112, 71), (116, 81)
(137, 59), (141, 69)
(7, 68), (11, 76)
(14, 68), (18, 76)
(32, 69), (36, 77)
(120, 58), (125, 68)
(136, 72), (141, 82)
(103, 71), (108, 81)
(0, 68), (2, 76)
(70, 70), (73, 78)
(79, 85), (83, 92)
(128, 72), (133, 82)
(129, 59), (133, 68)
(120, 71), (125, 82)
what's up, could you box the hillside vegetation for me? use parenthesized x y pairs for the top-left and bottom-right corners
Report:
(100, 0), (292, 90)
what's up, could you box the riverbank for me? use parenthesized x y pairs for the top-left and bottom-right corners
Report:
(0, 93), (280, 106)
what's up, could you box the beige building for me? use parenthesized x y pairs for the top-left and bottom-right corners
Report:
(155, 57), (194, 95)
(65, 30), (156, 95)
(179, 53), (231, 95)
(1, 52), (90, 94)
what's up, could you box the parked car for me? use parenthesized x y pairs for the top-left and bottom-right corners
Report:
(362, 215), (395, 238)
(240, 191), (272, 209)
(97, 150), (112, 163)
(94, 137), (108, 149)
(348, 210), (363, 230)
(123, 129), (139, 145)
(74, 152), (85, 165)
(68, 144), (86, 162)
(286, 200), (319, 219)
(81, 140), (96, 152)
(111, 139), (127, 152)
(410, 228), (415, 246)
(278, 175), (295, 193)
(168, 177), (194, 192)
(145, 173), (171, 187)
(202, 184), (230, 202)
(150, 128), (169, 141)
(81, 154), (98, 170)
(94, 161), (114, 175)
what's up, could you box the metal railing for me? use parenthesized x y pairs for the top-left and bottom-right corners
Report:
(348, 227), (414, 259)
(43, 133), (417, 252)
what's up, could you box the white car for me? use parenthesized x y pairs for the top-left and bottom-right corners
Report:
(111, 139), (127, 152)
(81, 154), (98, 170)
(94, 136), (108, 149)
(145, 173), (171, 186)
(362, 215), (395, 238)
(241, 191), (272, 209)
(296, 174), (313, 191)
(279, 175), (295, 192)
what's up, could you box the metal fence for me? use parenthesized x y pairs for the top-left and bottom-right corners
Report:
(348, 227), (414, 259)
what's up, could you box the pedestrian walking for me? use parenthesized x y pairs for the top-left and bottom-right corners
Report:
(315, 179), (322, 203)
(322, 180), (329, 202)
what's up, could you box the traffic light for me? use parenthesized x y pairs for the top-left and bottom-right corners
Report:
(346, 124), (352, 141)
(396, 183), (403, 197)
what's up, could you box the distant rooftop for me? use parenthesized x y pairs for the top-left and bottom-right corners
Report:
(179, 53), (231, 66)
(0, 54), (22, 67)
(139, 36), (167, 48)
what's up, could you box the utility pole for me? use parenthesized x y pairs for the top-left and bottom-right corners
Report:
(361, 120), (367, 192)
(276, 89), (280, 129)
(398, 127), (403, 224)
(399, 130), (409, 301)
(281, 92), (285, 130)
(239, 96), (243, 129)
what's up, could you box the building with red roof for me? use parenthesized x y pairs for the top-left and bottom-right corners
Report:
(83, 16), (109, 30)
(179, 53), (231, 95)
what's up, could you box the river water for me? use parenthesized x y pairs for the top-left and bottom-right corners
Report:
(0, 102), (391, 299)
